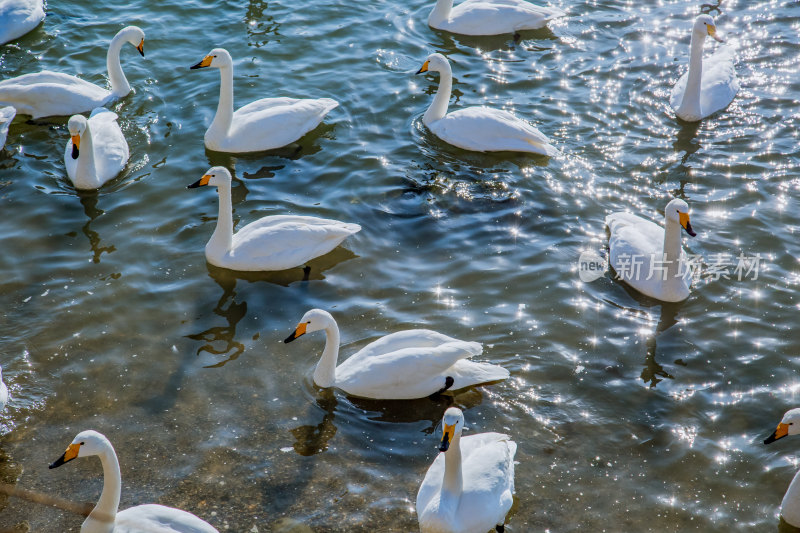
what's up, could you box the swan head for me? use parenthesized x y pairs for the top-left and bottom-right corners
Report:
(284, 309), (335, 343)
(416, 53), (451, 76)
(187, 166), (232, 189)
(765, 408), (800, 444)
(116, 26), (145, 57)
(439, 407), (465, 452)
(67, 115), (89, 160)
(693, 15), (723, 43)
(190, 48), (233, 70)
(664, 198), (696, 237)
(49, 430), (110, 469)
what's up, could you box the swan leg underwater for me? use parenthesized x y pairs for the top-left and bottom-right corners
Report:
(283, 309), (509, 400)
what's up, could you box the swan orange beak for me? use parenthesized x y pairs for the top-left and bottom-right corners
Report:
(707, 24), (724, 43)
(765, 422), (790, 444)
(679, 212), (696, 237)
(415, 60), (429, 75)
(71, 134), (80, 159)
(136, 39), (144, 57)
(284, 322), (308, 343)
(49, 442), (81, 469)
(190, 56), (213, 70)
(187, 174), (211, 189)
(439, 423), (455, 452)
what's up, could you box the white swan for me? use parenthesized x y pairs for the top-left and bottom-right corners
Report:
(0, 0), (44, 45)
(764, 408), (800, 527)
(428, 0), (564, 35)
(189, 48), (338, 153)
(670, 15), (738, 122)
(64, 108), (129, 190)
(284, 309), (509, 400)
(605, 198), (697, 302)
(0, 26), (144, 118)
(0, 105), (15, 149)
(416, 53), (558, 156)
(417, 407), (516, 533)
(188, 167), (360, 271)
(0, 366), (8, 412)
(49, 430), (218, 533)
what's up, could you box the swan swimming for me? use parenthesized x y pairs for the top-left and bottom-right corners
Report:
(417, 407), (516, 533)
(64, 108), (129, 190)
(605, 198), (697, 302)
(284, 309), (509, 399)
(670, 15), (738, 122)
(0, 0), (45, 45)
(189, 48), (338, 153)
(0, 106), (15, 149)
(188, 167), (360, 271)
(0, 26), (144, 118)
(49, 430), (219, 532)
(0, 365), (8, 412)
(416, 53), (558, 156)
(428, 0), (565, 36)
(765, 408), (800, 528)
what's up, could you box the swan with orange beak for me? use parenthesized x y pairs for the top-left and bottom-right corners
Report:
(764, 408), (800, 528)
(64, 108), (129, 190)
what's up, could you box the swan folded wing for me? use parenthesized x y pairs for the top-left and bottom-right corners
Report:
(89, 109), (129, 180)
(699, 47), (738, 116)
(448, 1), (562, 33)
(459, 434), (516, 521)
(0, 105), (14, 148)
(669, 71), (688, 111)
(115, 504), (219, 532)
(432, 107), (557, 155)
(0, 72), (110, 118)
(350, 329), (472, 360)
(607, 215), (664, 270)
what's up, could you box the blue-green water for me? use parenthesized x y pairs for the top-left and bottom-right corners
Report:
(1, 0), (800, 530)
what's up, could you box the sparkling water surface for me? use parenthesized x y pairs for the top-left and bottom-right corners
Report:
(1, 0), (800, 531)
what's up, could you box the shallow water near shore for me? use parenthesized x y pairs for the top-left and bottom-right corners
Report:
(1, 0), (800, 531)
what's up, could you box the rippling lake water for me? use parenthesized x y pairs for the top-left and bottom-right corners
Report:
(1, 0), (800, 531)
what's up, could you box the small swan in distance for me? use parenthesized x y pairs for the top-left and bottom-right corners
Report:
(670, 15), (738, 122)
(0, 106), (15, 149)
(605, 198), (697, 302)
(415, 53), (558, 156)
(764, 408), (800, 528)
(0, 366), (8, 412)
(64, 108), (129, 190)
(189, 48), (338, 153)
(284, 309), (509, 399)
(0, 0), (45, 45)
(0, 26), (144, 118)
(417, 407), (516, 533)
(49, 430), (219, 532)
(188, 167), (360, 271)
(428, 0), (565, 36)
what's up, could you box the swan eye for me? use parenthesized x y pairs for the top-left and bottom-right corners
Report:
(80, 442), (85, 445)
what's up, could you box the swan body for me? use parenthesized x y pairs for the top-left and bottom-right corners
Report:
(416, 53), (557, 156)
(605, 198), (697, 302)
(48, 430), (218, 533)
(0, 26), (144, 118)
(190, 48), (338, 153)
(0, 366), (8, 412)
(428, 0), (565, 35)
(417, 407), (516, 533)
(764, 408), (800, 527)
(188, 167), (359, 271)
(670, 15), (738, 122)
(64, 108), (129, 190)
(0, 0), (44, 45)
(284, 309), (509, 400)
(0, 105), (14, 149)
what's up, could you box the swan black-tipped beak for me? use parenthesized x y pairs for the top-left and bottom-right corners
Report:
(765, 423), (789, 444)
(187, 174), (211, 189)
(49, 452), (68, 469)
(71, 134), (80, 159)
(190, 56), (213, 70)
(284, 322), (308, 343)
(71, 144), (79, 160)
(439, 422), (455, 452)
(439, 433), (450, 452)
(415, 60), (429, 75)
(137, 40), (144, 57)
(49, 443), (81, 469)
(683, 220), (696, 237)
(679, 212), (696, 237)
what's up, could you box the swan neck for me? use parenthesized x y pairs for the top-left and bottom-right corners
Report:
(208, 181), (234, 254)
(107, 34), (130, 97)
(663, 215), (683, 281)
(209, 65), (234, 137)
(84, 443), (120, 533)
(313, 322), (340, 388)
(424, 66), (452, 126)
(678, 32), (705, 117)
(75, 123), (99, 189)
(441, 433), (463, 498)
(781, 469), (800, 524)
(428, 0), (453, 26)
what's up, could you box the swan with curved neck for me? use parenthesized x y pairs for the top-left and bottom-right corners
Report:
(0, 26), (144, 118)
(417, 407), (516, 533)
(189, 48), (338, 153)
(415, 53), (558, 156)
(605, 198), (697, 302)
(0, 106), (14, 150)
(428, 0), (565, 36)
(188, 167), (360, 271)
(64, 108), (129, 190)
(670, 15), (738, 122)
(765, 409), (800, 527)
(0, 0), (45, 45)
(284, 309), (509, 399)
(49, 430), (218, 533)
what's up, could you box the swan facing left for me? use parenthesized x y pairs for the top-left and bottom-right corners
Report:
(765, 409), (800, 528)
(0, 26), (144, 118)
(416, 407), (516, 533)
(49, 430), (219, 532)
